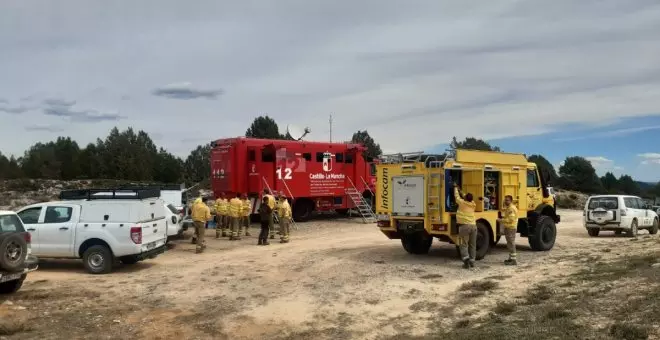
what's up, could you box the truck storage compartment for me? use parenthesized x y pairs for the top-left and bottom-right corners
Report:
(392, 175), (424, 217)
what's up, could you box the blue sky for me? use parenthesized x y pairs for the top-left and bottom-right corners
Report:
(2, 1), (660, 182)
(430, 115), (660, 182)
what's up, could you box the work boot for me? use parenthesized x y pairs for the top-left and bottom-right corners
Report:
(504, 259), (517, 266)
(245, 231), (251, 236)
(195, 248), (204, 254)
(191, 238), (197, 245)
(263, 241), (270, 245)
(270, 234), (275, 239)
(469, 260), (475, 268)
(258, 239), (263, 245)
(462, 258), (470, 269)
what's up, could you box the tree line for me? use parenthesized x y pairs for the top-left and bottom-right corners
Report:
(1, 115), (658, 199)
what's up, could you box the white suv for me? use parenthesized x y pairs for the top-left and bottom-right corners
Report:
(584, 195), (659, 237)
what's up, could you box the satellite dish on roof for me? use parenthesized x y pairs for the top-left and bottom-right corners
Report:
(286, 124), (311, 141)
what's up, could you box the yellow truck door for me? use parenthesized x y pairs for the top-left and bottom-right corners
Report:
(461, 169), (484, 212)
(525, 167), (543, 210)
(501, 171), (522, 211)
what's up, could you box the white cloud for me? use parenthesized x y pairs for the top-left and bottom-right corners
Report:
(586, 156), (624, 176)
(1, 0), (660, 158)
(554, 125), (660, 142)
(638, 153), (660, 165)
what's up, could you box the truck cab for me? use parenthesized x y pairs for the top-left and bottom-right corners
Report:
(375, 149), (559, 260)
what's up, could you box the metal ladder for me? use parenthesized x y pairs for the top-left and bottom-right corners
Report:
(262, 176), (297, 230)
(345, 176), (377, 223)
(428, 172), (442, 223)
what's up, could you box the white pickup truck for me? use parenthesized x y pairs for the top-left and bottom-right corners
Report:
(16, 188), (168, 274)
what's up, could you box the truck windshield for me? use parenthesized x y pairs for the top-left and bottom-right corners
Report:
(588, 197), (618, 210)
(0, 215), (26, 232)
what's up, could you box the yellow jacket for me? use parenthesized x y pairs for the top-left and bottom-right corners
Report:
(215, 198), (228, 215)
(229, 198), (243, 218)
(264, 194), (275, 209)
(500, 204), (518, 229)
(241, 198), (252, 217)
(454, 188), (476, 225)
(278, 199), (292, 219)
(191, 199), (211, 222)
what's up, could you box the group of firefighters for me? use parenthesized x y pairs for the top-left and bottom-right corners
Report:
(189, 189), (292, 253)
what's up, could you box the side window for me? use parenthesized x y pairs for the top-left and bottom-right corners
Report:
(18, 207), (42, 224)
(336, 153), (344, 163)
(346, 153), (354, 164)
(261, 149), (274, 162)
(302, 153), (312, 161)
(635, 198), (645, 210)
(623, 197), (634, 209)
(526, 169), (539, 187)
(44, 207), (73, 223)
(370, 164), (376, 176)
(316, 152), (324, 162)
(248, 150), (256, 161)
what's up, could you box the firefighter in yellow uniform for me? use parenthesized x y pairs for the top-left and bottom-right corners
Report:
(454, 184), (477, 269)
(191, 197), (212, 253)
(229, 193), (244, 240)
(278, 194), (292, 243)
(214, 193), (227, 238)
(263, 189), (276, 239)
(241, 193), (252, 236)
(497, 195), (519, 265)
(218, 194), (230, 237)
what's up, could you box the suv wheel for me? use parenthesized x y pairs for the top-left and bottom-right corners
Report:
(0, 274), (26, 294)
(627, 220), (638, 237)
(82, 245), (114, 274)
(650, 218), (659, 235)
(587, 228), (600, 237)
(0, 234), (28, 272)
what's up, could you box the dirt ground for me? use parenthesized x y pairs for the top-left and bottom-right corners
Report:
(1, 209), (659, 339)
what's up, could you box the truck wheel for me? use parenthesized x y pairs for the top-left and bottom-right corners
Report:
(0, 233), (28, 272)
(475, 222), (490, 260)
(587, 228), (600, 237)
(627, 220), (638, 237)
(650, 218), (659, 235)
(401, 233), (433, 255)
(528, 215), (556, 251)
(0, 274), (26, 294)
(293, 201), (312, 222)
(82, 245), (114, 274)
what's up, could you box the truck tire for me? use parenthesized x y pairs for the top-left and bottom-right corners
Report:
(293, 201), (312, 222)
(475, 221), (490, 260)
(0, 274), (26, 294)
(650, 218), (659, 235)
(401, 233), (433, 255)
(82, 245), (114, 274)
(627, 219), (638, 237)
(587, 228), (600, 237)
(0, 233), (28, 272)
(528, 215), (556, 251)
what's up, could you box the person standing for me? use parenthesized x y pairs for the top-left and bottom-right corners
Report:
(241, 193), (252, 236)
(454, 184), (477, 269)
(229, 193), (243, 241)
(258, 197), (272, 245)
(214, 193), (226, 238)
(218, 194), (230, 237)
(191, 196), (211, 254)
(497, 195), (519, 265)
(278, 194), (292, 243)
(263, 189), (276, 239)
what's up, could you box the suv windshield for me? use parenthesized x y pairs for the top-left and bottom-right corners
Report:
(588, 197), (618, 210)
(166, 204), (178, 214)
(0, 214), (26, 232)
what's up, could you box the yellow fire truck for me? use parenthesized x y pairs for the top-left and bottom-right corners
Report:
(374, 149), (559, 260)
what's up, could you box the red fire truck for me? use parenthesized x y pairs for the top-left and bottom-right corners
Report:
(209, 137), (378, 221)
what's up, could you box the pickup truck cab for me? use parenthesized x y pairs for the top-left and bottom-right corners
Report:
(0, 211), (39, 294)
(16, 188), (168, 274)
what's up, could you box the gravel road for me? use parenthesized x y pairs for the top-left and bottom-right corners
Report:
(1, 209), (655, 339)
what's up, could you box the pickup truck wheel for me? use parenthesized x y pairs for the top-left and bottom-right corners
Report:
(401, 232), (432, 255)
(650, 218), (659, 235)
(0, 274), (26, 294)
(0, 234), (28, 272)
(627, 220), (638, 238)
(528, 215), (556, 251)
(83, 245), (114, 274)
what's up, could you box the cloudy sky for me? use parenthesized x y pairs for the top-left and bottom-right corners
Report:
(2, 0), (660, 180)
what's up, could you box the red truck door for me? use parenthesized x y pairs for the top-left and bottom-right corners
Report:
(259, 144), (277, 194)
(247, 146), (262, 194)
